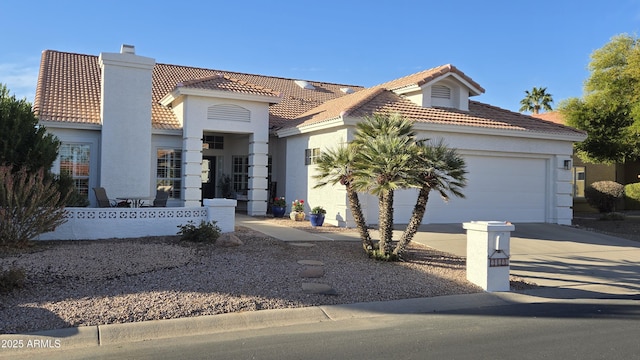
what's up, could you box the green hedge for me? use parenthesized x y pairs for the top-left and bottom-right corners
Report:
(624, 182), (640, 210)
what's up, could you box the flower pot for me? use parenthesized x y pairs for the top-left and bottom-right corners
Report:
(309, 213), (325, 226)
(290, 211), (305, 221)
(272, 206), (286, 218)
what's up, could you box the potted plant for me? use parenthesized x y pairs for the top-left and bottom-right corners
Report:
(309, 206), (326, 226)
(272, 197), (286, 218)
(290, 199), (305, 221)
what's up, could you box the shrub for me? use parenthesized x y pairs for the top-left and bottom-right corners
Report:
(311, 206), (326, 214)
(624, 183), (640, 210)
(0, 165), (70, 247)
(584, 181), (625, 213)
(0, 267), (26, 293)
(177, 220), (221, 243)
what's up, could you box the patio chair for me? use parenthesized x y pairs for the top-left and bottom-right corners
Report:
(152, 186), (171, 207)
(93, 187), (116, 207)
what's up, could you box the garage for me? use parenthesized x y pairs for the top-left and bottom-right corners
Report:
(421, 155), (549, 224)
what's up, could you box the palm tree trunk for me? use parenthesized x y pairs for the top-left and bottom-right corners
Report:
(394, 185), (430, 258)
(378, 190), (394, 256)
(346, 185), (374, 252)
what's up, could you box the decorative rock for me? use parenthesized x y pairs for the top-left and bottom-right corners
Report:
(302, 282), (337, 295)
(299, 266), (325, 278)
(289, 242), (316, 247)
(297, 260), (324, 266)
(217, 233), (244, 247)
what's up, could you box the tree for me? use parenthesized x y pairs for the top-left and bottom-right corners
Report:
(0, 84), (60, 172)
(313, 113), (467, 261)
(394, 139), (467, 258)
(313, 145), (374, 252)
(519, 86), (554, 114)
(350, 114), (421, 259)
(559, 34), (640, 164)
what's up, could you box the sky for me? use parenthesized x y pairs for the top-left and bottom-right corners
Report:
(1, 0), (640, 113)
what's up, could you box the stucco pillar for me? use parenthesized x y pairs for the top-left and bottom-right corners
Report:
(183, 135), (203, 207)
(247, 135), (268, 216)
(555, 155), (574, 225)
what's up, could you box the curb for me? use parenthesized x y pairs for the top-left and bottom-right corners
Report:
(0, 292), (527, 355)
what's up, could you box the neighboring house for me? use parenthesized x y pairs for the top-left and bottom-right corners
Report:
(532, 111), (640, 212)
(34, 45), (586, 226)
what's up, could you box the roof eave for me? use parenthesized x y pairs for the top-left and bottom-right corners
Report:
(165, 87), (282, 105)
(411, 121), (587, 142)
(276, 117), (344, 137)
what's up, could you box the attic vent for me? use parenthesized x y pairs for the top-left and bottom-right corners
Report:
(432, 85), (451, 99)
(340, 87), (354, 94)
(207, 104), (250, 122)
(294, 80), (315, 90)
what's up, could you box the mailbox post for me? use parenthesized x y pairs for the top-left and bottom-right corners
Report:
(463, 221), (515, 292)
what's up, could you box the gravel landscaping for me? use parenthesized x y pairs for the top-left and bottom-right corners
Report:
(0, 218), (483, 334)
(0, 217), (546, 334)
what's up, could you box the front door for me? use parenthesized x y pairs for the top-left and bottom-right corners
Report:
(201, 156), (216, 201)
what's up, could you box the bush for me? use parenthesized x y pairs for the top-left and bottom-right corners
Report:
(0, 165), (70, 247)
(177, 220), (221, 243)
(0, 267), (25, 293)
(624, 183), (640, 210)
(599, 212), (626, 221)
(584, 181), (625, 213)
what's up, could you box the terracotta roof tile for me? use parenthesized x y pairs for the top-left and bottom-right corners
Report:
(35, 50), (363, 130)
(376, 64), (485, 93)
(34, 50), (583, 138)
(177, 74), (281, 98)
(292, 90), (585, 137)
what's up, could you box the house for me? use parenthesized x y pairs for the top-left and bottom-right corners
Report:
(34, 44), (586, 227)
(533, 111), (640, 212)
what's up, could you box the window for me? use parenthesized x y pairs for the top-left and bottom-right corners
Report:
(305, 148), (320, 165)
(232, 156), (249, 194)
(59, 143), (90, 199)
(157, 149), (182, 199)
(203, 135), (224, 149)
(572, 166), (586, 198)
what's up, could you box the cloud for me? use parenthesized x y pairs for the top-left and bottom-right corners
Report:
(0, 63), (39, 102)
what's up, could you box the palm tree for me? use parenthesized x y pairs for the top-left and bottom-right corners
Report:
(350, 114), (422, 259)
(393, 139), (467, 259)
(519, 87), (554, 114)
(313, 145), (374, 252)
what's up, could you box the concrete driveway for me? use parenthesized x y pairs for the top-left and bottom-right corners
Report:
(410, 223), (640, 297)
(238, 215), (639, 298)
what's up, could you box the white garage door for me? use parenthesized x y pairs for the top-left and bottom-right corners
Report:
(422, 155), (548, 224)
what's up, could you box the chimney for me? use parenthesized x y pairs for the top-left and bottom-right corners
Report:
(98, 45), (156, 198)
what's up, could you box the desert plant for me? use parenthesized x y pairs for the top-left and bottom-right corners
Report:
(624, 183), (640, 210)
(0, 267), (26, 293)
(0, 165), (70, 247)
(177, 220), (221, 243)
(584, 181), (625, 213)
(310, 206), (326, 214)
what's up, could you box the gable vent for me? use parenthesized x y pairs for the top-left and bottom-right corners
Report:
(207, 104), (250, 122)
(432, 85), (451, 99)
(294, 80), (315, 90)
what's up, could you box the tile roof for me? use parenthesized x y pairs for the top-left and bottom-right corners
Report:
(531, 111), (565, 125)
(35, 50), (363, 130)
(292, 89), (586, 137)
(376, 64), (485, 94)
(34, 49), (584, 138)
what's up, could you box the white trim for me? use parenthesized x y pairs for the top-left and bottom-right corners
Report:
(161, 87), (281, 106)
(275, 117), (344, 137)
(410, 122), (587, 142)
(40, 121), (101, 130)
